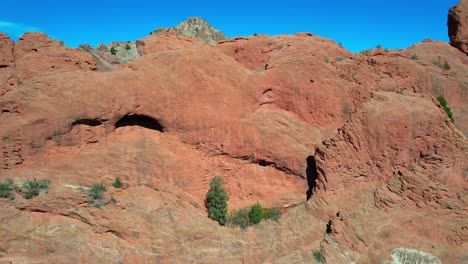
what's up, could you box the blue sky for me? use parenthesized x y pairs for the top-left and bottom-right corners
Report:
(1, 0), (460, 53)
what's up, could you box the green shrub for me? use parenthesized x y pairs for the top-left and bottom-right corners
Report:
(278, 44), (284, 49)
(110, 46), (117, 55)
(125, 44), (131, 50)
(323, 57), (329, 63)
(263, 207), (281, 222)
(411, 53), (418, 60)
(361, 50), (370, 56)
(89, 183), (107, 201)
(227, 208), (251, 229)
(0, 179), (14, 199)
(443, 62), (451, 70)
(23, 179), (50, 199)
(437, 96), (454, 123)
(112, 177), (123, 188)
(253, 33), (258, 36)
(249, 202), (264, 224)
(205, 176), (229, 225)
(313, 249), (325, 263)
(376, 44), (382, 49)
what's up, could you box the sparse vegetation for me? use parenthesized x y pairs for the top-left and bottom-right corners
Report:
(227, 203), (281, 228)
(323, 57), (329, 63)
(0, 179), (14, 199)
(335, 56), (347, 62)
(376, 44), (382, 49)
(411, 53), (418, 60)
(267, 41), (273, 46)
(443, 62), (451, 70)
(205, 176), (229, 225)
(253, 33), (258, 36)
(125, 44), (131, 50)
(437, 96), (454, 123)
(432, 57), (451, 70)
(88, 183), (108, 207)
(22, 179), (50, 199)
(338, 42), (343, 48)
(361, 50), (370, 56)
(112, 177), (123, 188)
(313, 249), (325, 263)
(110, 46), (117, 55)
(278, 44), (284, 49)
(263, 207), (281, 222)
(227, 208), (250, 228)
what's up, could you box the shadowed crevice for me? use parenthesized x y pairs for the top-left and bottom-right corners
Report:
(306, 155), (318, 201)
(115, 114), (164, 132)
(72, 118), (103, 127)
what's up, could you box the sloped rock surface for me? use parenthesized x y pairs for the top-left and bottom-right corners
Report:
(0, 19), (467, 263)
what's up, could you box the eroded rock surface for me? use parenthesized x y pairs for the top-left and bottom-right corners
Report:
(0, 13), (467, 264)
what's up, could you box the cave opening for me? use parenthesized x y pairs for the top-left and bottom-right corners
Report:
(258, 159), (274, 167)
(326, 220), (332, 234)
(72, 118), (103, 127)
(115, 114), (164, 132)
(306, 155), (318, 201)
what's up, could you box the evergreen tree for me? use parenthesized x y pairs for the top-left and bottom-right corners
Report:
(205, 176), (229, 225)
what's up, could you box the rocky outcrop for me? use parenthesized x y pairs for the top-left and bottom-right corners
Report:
(0, 33), (16, 97)
(79, 41), (140, 70)
(0, 22), (467, 263)
(136, 31), (202, 55)
(13, 33), (96, 84)
(152, 17), (226, 45)
(382, 248), (442, 264)
(448, 0), (468, 54)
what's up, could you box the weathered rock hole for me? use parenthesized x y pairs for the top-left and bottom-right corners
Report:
(306, 155), (318, 201)
(72, 118), (103, 127)
(115, 114), (164, 132)
(258, 159), (274, 167)
(0, 65), (8, 68)
(326, 220), (332, 234)
(262, 88), (273, 94)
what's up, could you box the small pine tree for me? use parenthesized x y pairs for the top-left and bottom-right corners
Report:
(112, 177), (123, 188)
(205, 176), (229, 225)
(249, 202), (264, 224)
(110, 46), (117, 55)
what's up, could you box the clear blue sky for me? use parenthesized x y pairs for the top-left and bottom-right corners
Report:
(1, 0), (460, 53)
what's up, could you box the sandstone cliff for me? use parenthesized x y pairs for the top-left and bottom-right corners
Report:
(0, 4), (466, 264)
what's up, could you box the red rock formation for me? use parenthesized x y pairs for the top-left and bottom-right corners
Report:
(448, 0), (468, 54)
(0, 33), (17, 96)
(0, 20), (466, 263)
(136, 31), (202, 55)
(13, 32), (96, 85)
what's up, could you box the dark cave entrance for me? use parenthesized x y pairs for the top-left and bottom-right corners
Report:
(115, 114), (164, 132)
(306, 155), (318, 201)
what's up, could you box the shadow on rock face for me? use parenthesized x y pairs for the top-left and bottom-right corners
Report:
(115, 114), (164, 132)
(306, 155), (318, 201)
